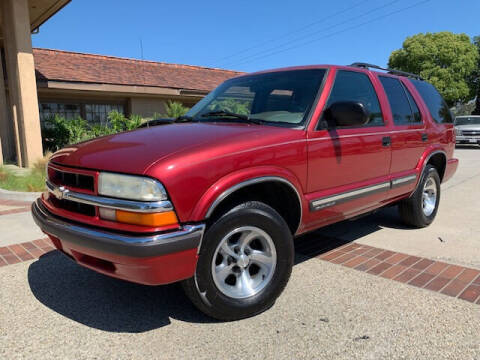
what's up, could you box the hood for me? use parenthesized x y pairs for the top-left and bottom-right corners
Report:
(50, 123), (301, 174)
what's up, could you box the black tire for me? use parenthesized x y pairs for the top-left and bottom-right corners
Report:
(182, 201), (294, 321)
(398, 165), (441, 228)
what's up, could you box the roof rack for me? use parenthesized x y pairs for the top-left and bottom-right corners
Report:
(350, 62), (423, 81)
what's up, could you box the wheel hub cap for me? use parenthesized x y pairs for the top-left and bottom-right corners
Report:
(211, 226), (277, 299)
(237, 254), (250, 268)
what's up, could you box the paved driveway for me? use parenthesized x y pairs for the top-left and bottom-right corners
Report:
(0, 148), (479, 359)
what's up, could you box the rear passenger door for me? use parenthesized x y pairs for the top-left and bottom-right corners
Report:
(378, 75), (427, 197)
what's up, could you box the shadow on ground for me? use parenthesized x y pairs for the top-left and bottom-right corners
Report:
(28, 251), (218, 333)
(28, 205), (408, 333)
(295, 205), (412, 261)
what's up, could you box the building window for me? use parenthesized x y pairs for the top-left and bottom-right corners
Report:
(85, 104), (124, 125)
(39, 102), (125, 125)
(39, 103), (81, 121)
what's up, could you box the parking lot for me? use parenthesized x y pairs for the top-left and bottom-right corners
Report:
(1, 147), (479, 359)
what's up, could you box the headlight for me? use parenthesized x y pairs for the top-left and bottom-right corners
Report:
(98, 173), (167, 201)
(455, 128), (462, 136)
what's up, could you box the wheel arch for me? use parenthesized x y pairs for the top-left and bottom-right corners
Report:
(192, 171), (305, 235)
(411, 149), (447, 196)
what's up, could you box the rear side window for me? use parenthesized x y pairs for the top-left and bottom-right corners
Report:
(404, 86), (422, 123)
(410, 79), (453, 124)
(379, 76), (422, 125)
(326, 70), (383, 127)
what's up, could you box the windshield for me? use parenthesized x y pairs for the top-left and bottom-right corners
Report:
(186, 69), (326, 127)
(455, 116), (480, 126)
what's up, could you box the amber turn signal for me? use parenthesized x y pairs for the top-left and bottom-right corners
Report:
(99, 207), (178, 227)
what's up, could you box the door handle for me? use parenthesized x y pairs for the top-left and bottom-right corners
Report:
(382, 136), (391, 147)
(421, 133), (428, 142)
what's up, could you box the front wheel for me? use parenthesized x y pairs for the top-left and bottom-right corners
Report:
(182, 201), (294, 321)
(398, 165), (441, 228)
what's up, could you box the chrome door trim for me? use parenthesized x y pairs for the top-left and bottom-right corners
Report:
(309, 173), (419, 211)
(391, 174), (417, 188)
(310, 181), (390, 211)
(46, 180), (173, 213)
(205, 176), (303, 234)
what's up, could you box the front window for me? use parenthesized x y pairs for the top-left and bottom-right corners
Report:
(187, 69), (326, 127)
(455, 116), (480, 126)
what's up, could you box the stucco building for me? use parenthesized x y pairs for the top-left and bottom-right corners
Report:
(0, 0), (240, 167)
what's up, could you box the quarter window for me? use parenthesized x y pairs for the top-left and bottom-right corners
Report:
(379, 76), (422, 125)
(325, 70), (383, 127)
(410, 79), (453, 124)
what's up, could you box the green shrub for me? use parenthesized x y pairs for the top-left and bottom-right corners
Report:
(108, 110), (142, 132)
(41, 111), (145, 152)
(165, 100), (190, 118)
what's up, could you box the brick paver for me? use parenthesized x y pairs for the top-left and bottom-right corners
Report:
(0, 238), (54, 266)
(297, 239), (480, 305)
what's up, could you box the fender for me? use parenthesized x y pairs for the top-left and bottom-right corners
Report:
(410, 146), (447, 195)
(190, 166), (306, 233)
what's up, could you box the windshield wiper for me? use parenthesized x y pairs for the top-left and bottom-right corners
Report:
(174, 115), (197, 123)
(200, 111), (263, 124)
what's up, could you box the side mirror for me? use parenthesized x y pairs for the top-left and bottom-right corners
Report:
(322, 101), (370, 128)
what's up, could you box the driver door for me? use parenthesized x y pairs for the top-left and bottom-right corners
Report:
(305, 69), (392, 229)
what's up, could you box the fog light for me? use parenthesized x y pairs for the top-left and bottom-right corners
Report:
(99, 207), (178, 227)
(99, 207), (116, 221)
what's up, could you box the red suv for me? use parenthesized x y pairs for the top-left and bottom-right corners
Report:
(32, 63), (458, 320)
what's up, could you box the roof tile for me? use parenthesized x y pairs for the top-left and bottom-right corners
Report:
(33, 48), (243, 92)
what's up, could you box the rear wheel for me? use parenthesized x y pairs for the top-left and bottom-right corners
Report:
(182, 201), (294, 321)
(398, 165), (441, 228)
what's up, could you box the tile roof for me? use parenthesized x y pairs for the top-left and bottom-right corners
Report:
(33, 48), (243, 92)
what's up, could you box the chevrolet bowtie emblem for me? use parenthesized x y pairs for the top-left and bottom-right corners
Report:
(51, 186), (68, 200)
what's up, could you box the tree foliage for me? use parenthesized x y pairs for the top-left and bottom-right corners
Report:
(472, 35), (480, 115)
(388, 32), (479, 106)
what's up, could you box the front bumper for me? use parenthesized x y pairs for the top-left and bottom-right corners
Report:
(32, 199), (205, 285)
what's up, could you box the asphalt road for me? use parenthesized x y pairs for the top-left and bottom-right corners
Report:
(1, 147), (479, 359)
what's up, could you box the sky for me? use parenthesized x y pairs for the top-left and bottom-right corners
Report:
(32, 0), (479, 73)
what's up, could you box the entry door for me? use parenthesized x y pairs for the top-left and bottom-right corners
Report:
(305, 70), (392, 228)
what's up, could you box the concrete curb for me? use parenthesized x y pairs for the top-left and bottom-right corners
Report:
(0, 188), (41, 202)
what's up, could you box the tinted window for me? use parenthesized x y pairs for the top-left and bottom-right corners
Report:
(404, 86), (422, 123)
(326, 70), (383, 127)
(411, 79), (452, 123)
(379, 77), (421, 125)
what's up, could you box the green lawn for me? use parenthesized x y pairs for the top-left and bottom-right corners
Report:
(0, 166), (46, 192)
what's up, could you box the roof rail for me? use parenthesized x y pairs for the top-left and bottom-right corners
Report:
(350, 62), (423, 81)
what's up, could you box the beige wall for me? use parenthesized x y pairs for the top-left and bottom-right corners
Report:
(129, 97), (168, 119)
(1, 0), (43, 167)
(0, 51), (11, 164)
